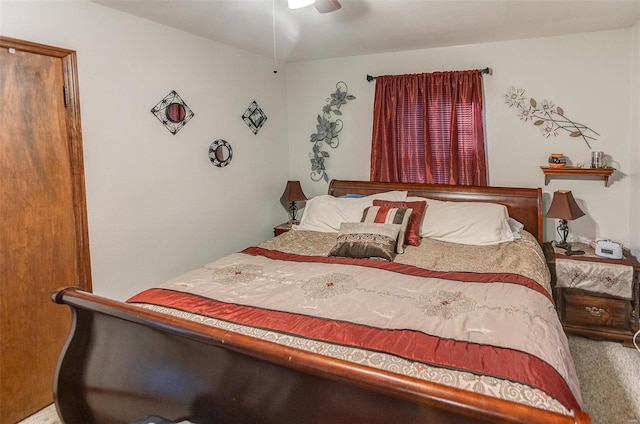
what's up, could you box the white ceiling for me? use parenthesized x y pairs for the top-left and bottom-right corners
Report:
(95, 0), (640, 64)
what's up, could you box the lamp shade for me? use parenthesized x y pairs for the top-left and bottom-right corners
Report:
(546, 190), (585, 221)
(280, 180), (308, 203)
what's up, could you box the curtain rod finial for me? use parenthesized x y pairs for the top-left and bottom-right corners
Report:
(366, 74), (375, 82)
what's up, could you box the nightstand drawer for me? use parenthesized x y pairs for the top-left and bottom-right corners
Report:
(562, 290), (629, 329)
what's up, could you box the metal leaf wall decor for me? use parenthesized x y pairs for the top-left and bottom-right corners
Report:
(504, 87), (599, 148)
(309, 81), (356, 183)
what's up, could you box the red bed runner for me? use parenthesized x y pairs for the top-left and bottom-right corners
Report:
(129, 287), (579, 411)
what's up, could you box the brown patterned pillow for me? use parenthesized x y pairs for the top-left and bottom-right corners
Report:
(361, 206), (413, 253)
(329, 222), (401, 261)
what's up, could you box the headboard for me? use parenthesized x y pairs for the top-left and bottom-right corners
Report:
(327, 180), (544, 245)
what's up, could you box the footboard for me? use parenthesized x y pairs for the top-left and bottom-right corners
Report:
(53, 287), (590, 424)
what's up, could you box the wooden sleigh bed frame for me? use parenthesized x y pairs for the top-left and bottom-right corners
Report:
(52, 180), (591, 424)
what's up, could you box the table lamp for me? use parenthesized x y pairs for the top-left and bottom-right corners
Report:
(280, 180), (308, 224)
(546, 190), (585, 254)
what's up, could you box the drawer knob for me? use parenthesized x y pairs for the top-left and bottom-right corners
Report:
(585, 306), (605, 317)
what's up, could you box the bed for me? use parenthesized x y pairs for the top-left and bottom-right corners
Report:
(52, 179), (591, 424)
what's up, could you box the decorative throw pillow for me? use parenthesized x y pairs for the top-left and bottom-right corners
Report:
(361, 206), (413, 253)
(329, 222), (401, 261)
(372, 200), (427, 247)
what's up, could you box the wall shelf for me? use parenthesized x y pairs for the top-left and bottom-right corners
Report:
(540, 166), (615, 187)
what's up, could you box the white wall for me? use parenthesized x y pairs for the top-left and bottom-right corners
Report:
(630, 21), (640, 259)
(286, 29), (638, 253)
(1, 0), (289, 300)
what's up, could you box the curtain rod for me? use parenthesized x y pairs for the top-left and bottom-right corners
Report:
(366, 67), (492, 82)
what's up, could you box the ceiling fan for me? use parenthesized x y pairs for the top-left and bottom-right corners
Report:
(287, 0), (342, 13)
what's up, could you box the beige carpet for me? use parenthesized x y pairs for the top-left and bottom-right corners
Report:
(18, 335), (640, 424)
(568, 336), (640, 424)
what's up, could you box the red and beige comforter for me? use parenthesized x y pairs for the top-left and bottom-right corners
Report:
(128, 230), (583, 416)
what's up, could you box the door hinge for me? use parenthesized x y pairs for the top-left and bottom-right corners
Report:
(63, 85), (69, 108)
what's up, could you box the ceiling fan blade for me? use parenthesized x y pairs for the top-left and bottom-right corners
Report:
(314, 0), (341, 13)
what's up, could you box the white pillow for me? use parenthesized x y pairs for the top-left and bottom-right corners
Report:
(408, 196), (514, 245)
(508, 217), (525, 240)
(294, 191), (408, 233)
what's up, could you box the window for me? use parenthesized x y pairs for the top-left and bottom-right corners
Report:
(370, 70), (487, 186)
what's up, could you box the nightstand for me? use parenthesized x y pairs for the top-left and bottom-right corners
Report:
(273, 222), (293, 237)
(543, 242), (640, 347)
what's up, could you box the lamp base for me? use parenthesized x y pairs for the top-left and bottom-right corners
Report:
(288, 202), (300, 225)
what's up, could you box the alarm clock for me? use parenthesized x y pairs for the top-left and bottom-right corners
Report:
(595, 239), (623, 259)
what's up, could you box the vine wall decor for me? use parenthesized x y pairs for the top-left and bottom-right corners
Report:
(504, 87), (599, 149)
(309, 81), (356, 183)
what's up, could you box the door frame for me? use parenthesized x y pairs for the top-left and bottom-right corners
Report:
(0, 35), (92, 290)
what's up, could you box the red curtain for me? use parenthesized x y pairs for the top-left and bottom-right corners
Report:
(370, 70), (487, 186)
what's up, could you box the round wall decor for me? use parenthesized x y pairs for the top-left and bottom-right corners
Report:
(209, 139), (233, 167)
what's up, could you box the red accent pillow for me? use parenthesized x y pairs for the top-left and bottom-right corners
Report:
(373, 200), (427, 246)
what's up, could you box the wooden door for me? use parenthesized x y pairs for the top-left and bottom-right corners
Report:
(0, 36), (92, 424)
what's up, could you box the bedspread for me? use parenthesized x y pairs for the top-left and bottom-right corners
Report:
(129, 230), (582, 416)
